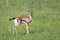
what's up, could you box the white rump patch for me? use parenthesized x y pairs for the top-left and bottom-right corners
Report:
(14, 19), (18, 26)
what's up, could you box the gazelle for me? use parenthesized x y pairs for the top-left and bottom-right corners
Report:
(9, 11), (33, 34)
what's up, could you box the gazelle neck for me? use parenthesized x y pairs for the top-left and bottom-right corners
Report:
(28, 15), (32, 19)
(28, 11), (33, 19)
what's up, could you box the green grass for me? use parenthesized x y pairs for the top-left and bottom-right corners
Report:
(0, 0), (60, 40)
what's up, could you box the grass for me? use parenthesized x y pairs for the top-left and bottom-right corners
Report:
(0, 0), (60, 40)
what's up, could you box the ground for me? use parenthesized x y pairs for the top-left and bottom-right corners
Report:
(0, 0), (60, 40)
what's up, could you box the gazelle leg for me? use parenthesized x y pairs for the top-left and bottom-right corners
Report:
(25, 23), (29, 34)
(13, 19), (20, 34)
(13, 26), (18, 35)
(13, 23), (19, 34)
(22, 21), (29, 34)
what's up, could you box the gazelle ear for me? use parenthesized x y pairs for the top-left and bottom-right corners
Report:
(27, 9), (34, 11)
(27, 10), (34, 14)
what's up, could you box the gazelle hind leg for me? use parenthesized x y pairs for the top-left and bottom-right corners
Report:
(13, 26), (18, 35)
(13, 19), (19, 35)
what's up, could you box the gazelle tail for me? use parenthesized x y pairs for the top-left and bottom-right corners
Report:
(9, 18), (15, 20)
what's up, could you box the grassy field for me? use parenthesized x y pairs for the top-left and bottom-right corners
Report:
(0, 0), (60, 40)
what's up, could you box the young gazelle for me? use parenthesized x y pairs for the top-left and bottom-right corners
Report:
(9, 11), (33, 34)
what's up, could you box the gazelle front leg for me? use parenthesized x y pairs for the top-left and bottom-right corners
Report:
(25, 23), (29, 34)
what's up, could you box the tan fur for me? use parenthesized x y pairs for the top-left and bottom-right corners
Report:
(13, 11), (33, 34)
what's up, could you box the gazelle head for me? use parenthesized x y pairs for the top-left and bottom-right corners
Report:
(27, 11), (33, 18)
